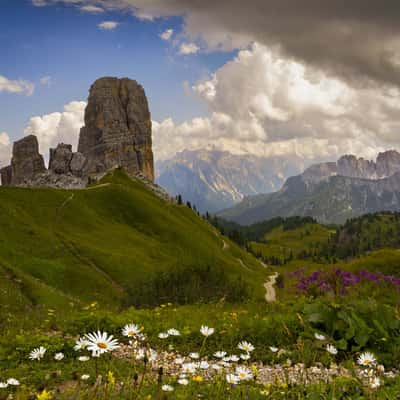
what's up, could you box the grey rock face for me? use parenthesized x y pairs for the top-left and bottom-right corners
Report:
(70, 152), (87, 177)
(78, 77), (154, 181)
(0, 165), (12, 186)
(337, 155), (377, 179)
(49, 143), (73, 175)
(11, 135), (46, 185)
(376, 150), (400, 178)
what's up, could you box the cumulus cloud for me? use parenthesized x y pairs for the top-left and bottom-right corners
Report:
(160, 28), (173, 41)
(179, 42), (200, 55)
(80, 5), (104, 13)
(0, 132), (11, 168)
(98, 21), (120, 30)
(0, 75), (35, 96)
(24, 101), (86, 157)
(154, 44), (400, 162)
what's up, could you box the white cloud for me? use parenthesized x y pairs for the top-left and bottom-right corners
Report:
(40, 76), (52, 86)
(0, 132), (11, 168)
(98, 21), (120, 30)
(179, 42), (200, 55)
(0, 75), (35, 96)
(24, 101), (86, 157)
(154, 43), (400, 162)
(160, 28), (173, 41)
(80, 5), (104, 13)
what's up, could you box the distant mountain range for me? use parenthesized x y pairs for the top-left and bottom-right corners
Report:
(156, 149), (303, 213)
(218, 150), (400, 225)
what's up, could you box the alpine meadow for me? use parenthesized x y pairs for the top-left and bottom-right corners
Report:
(1, 2), (400, 399)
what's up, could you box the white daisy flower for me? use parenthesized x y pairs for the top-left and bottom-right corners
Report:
(200, 325), (214, 337)
(370, 376), (380, 389)
(167, 328), (180, 336)
(29, 346), (47, 361)
(357, 352), (376, 367)
(54, 352), (64, 361)
(269, 346), (279, 353)
(326, 344), (338, 355)
(85, 331), (119, 356)
(158, 332), (169, 339)
(240, 353), (251, 360)
(178, 378), (189, 385)
(6, 378), (20, 386)
(189, 352), (199, 359)
(226, 374), (239, 385)
(122, 324), (141, 337)
(198, 361), (209, 369)
(238, 341), (255, 352)
(78, 356), (90, 362)
(314, 333), (326, 341)
(81, 374), (90, 381)
(0, 382), (8, 388)
(235, 366), (253, 381)
(74, 337), (89, 351)
(212, 364), (221, 370)
(162, 384), (174, 392)
(214, 351), (227, 358)
(230, 355), (240, 362)
(182, 362), (197, 374)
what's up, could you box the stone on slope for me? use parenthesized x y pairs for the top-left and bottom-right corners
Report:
(78, 77), (154, 181)
(11, 135), (46, 185)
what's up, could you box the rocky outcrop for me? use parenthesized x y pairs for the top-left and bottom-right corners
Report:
(337, 155), (377, 179)
(0, 77), (155, 188)
(49, 143), (87, 177)
(10, 135), (46, 185)
(376, 150), (400, 178)
(49, 144), (73, 174)
(78, 77), (154, 181)
(0, 165), (12, 186)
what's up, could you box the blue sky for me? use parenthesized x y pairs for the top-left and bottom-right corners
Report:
(0, 0), (234, 143)
(0, 0), (398, 166)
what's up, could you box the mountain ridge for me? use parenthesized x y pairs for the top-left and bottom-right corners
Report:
(218, 150), (400, 225)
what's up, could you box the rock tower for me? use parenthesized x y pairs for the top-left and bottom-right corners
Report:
(0, 77), (155, 186)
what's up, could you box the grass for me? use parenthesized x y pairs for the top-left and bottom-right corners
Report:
(249, 223), (332, 262)
(0, 169), (268, 312)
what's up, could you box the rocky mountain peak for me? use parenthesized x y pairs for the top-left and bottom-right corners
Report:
(78, 77), (154, 181)
(1, 77), (155, 187)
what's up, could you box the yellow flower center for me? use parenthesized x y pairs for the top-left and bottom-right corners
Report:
(128, 331), (135, 336)
(97, 342), (108, 349)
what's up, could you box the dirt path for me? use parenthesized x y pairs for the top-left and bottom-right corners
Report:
(264, 272), (279, 303)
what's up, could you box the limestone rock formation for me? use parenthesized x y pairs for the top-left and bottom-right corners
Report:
(376, 150), (400, 178)
(0, 165), (12, 186)
(49, 143), (73, 175)
(11, 135), (46, 185)
(78, 77), (154, 181)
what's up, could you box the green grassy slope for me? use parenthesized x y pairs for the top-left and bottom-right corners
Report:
(249, 223), (332, 264)
(0, 170), (267, 313)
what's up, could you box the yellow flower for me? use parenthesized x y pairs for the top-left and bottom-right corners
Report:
(37, 389), (52, 400)
(251, 365), (259, 378)
(192, 375), (203, 383)
(107, 371), (116, 387)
